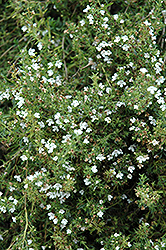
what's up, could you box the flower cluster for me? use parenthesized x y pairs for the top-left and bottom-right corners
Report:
(0, 0), (166, 249)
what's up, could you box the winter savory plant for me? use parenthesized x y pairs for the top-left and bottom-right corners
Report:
(0, 0), (166, 249)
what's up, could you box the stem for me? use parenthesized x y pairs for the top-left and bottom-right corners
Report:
(62, 36), (68, 80)
(23, 162), (28, 246)
(22, 205), (28, 245)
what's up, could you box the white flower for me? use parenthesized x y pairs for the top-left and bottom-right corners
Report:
(117, 80), (126, 87)
(54, 112), (61, 120)
(103, 17), (108, 22)
(71, 100), (79, 107)
(79, 190), (84, 195)
(116, 172), (123, 179)
(45, 141), (57, 154)
(108, 195), (113, 201)
(106, 87), (112, 93)
(61, 218), (68, 227)
(80, 122), (88, 130)
(128, 242), (132, 247)
(155, 76), (165, 85)
(52, 156), (58, 161)
(112, 149), (123, 157)
(12, 217), (16, 223)
(87, 14), (94, 24)
(53, 183), (62, 191)
(48, 212), (55, 220)
(127, 174), (132, 179)
(31, 63), (39, 70)
(151, 139), (159, 146)
(62, 134), (72, 143)
(97, 211), (104, 218)
(34, 112), (40, 118)
(20, 155), (28, 161)
(86, 128), (92, 133)
(48, 78), (55, 85)
(121, 35), (128, 42)
(59, 209), (65, 214)
(83, 5), (91, 13)
(46, 204), (51, 210)
(28, 48), (35, 56)
(134, 105), (138, 110)
(37, 42), (42, 50)
(23, 137), (29, 145)
(114, 233), (119, 237)
(144, 20), (151, 26)
(147, 86), (157, 94)
(113, 14), (118, 20)
(84, 178), (91, 185)
(53, 218), (58, 224)
(38, 121), (45, 128)
(140, 68), (148, 74)
(83, 138), (89, 144)
(55, 60), (62, 68)
(17, 97), (25, 108)
(114, 36), (120, 43)
(130, 117), (136, 123)
(105, 117), (111, 123)
(9, 206), (15, 213)
(67, 229), (72, 234)
(96, 154), (105, 161)
(136, 155), (149, 163)
(80, 20), (85, 26)
(47, 69), (54, 76)
(14, 175), (22, 182)
(21, 26), (27, 32)
(48, 62), (53, 68)
(128, 166), (135, 173)
(122, 44), (129, 51)
(91, 165), (98, 173)
(100, 10), (105, 15)
(74, 129), (83, 136)
(46, 119), (54, 126)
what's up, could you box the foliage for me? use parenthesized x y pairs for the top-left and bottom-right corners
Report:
(0, 0), (166, 249)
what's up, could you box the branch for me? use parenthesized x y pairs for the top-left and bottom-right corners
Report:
(62, 36), (68, 80)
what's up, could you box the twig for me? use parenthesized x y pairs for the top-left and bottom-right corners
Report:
(22, 163), (28, 245)
(141, 7), (155, 22)
(7, 240), (16, 250)
(160, 10), (166, 49)
(0, 36), (25, 59)
(62, 36), (68, 80)
(22, 199), (28, 245)
(0, 148), (24, 169)
(6, 37), (33, 77)
(71, 61), (94, 78)
(160, 26), (165, 49)
(81, 60), (94, 70)
(124, 4), (130, 14)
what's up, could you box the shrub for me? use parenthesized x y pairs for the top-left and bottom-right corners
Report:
(0, 0), (166, 249)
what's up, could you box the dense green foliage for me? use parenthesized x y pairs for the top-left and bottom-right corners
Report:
(0, 0), (166, 249)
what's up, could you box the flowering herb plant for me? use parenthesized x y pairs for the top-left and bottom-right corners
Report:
(0, 0), (166, 249)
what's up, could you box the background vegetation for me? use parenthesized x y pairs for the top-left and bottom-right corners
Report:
(0, 0), (166, 249)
